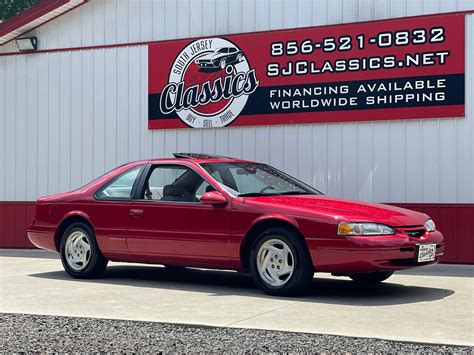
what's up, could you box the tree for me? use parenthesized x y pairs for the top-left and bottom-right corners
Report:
(0, 0), (41, 22)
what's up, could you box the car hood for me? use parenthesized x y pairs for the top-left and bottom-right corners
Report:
(243, 195), (428, 226)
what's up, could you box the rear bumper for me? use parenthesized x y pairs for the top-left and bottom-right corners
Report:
(27, 222), (57, 252)
(309, 230), (444, 273)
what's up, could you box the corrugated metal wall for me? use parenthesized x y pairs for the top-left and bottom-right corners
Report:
(1, 0), (473, 204)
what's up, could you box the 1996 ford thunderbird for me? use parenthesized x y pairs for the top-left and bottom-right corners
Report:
(28, 153), (444, 296)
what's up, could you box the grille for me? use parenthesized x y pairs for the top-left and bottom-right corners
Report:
(404, 229), (426, 238)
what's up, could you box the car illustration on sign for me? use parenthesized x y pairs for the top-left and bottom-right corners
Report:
(195, 47), (244, 70)
(28, 154), (444, 296)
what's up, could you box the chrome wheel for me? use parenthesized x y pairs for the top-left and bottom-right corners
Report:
(64, 231), (91, 271)
(256, 238), (294, 287)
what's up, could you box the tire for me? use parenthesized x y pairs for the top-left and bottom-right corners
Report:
(59, 222), (108, 279)
(349, 271), (393, 284)
(249, 227), (314, 296)
(220, 59), (226, 70)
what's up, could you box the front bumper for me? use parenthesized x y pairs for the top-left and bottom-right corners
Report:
(309, 230), (445, 273)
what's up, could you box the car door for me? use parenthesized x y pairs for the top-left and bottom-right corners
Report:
(126, 163), (232, 267)
(91, 164), (145, 256)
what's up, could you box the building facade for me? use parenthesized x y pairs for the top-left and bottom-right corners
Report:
(0, 0), (473, 263)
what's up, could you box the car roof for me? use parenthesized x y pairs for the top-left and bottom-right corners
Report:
(145, 153), (252, 164)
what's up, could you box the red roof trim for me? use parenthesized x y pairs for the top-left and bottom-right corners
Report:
(0, 0), (87, 46)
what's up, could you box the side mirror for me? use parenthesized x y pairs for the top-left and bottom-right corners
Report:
(200, 191), (227, 206)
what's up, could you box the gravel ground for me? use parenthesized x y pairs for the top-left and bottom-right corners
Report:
(1, 313), (472, 353)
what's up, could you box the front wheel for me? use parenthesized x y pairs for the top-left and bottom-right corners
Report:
(349, 271), (393, 284)
(249, 228), (314, 296)
(60, 222), (108, 279)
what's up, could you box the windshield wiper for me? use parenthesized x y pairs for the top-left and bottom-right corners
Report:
(279, 191), (313, 195)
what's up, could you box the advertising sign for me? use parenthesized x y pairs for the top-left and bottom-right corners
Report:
(148, 13), (465, 129)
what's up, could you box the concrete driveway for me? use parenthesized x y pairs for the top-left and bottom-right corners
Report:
(1, 249), (473, 346)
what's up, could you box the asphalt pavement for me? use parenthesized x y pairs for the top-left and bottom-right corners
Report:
(0, 249), (473, 348)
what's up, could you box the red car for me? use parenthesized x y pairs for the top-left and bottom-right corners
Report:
(28, 153), (444, 296)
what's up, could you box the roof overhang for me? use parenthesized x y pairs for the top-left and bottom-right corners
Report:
(0, 0), (87, 46)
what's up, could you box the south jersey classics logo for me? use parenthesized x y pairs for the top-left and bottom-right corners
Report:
(160, 38), (259, 128)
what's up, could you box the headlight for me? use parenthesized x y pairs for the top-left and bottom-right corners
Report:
(338, 222), (395, 236)
(424, 219), (436, 232)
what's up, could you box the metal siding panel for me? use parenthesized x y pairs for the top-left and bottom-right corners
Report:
(297, 0), (313, 27)
(297, 125), (312, 185)
(404, 120), (422, 202)
(70, 52), (83, 190)
(189, 0), (203, 37)
(104, 0), (117, 45)
(282, 125), (298, 176)
(81, 50), (94, 184)
(48, 53), (60, 195)
(372, 122), (390, 202)
(128, 46), (141, 162)
(406, 0), (423, 16)
(15, 56), (28, 202)
(176, 0), (191, 38)
(312, 124), (328, 193)
(327, 0), (343, 24)
(217, 0), (231, 34)
(116, 0), (130, 43)
(283, 0), (298, 28)
(341, 123), (358, 199)
(59, 52), (72, 193)
(4, 57), (16, 201)
(242, 0), (256, 31)
(388, 0), (406, 18)
(342, 0), (357, 23)
(164, 0), (178, 39)
(0, 57), (5, 201)
(104, 48), (118, 170)
(326, 124), (343, 196)
(202, 0), (216, 36)
(357, 123), (374, 202)
(93, 49), (106, 178)
(116, 47), (129, 165)
(93, 0), (106, 45)
(140, 46), (153, 159)
(128, 0), (141, 43)
(388, 123), (406, 202)
(439, 120), (458, 203)
(357, 0), (373, 22)
(255, 0), (270, 30)
(81, 2), (94, 45)
(421, 121), (440, 203)
(229, 0), (243, 33)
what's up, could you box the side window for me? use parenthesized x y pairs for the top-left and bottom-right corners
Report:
(143, 165), (208, 203)
(95, 166), (142, 199)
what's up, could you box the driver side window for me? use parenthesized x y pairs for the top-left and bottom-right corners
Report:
(142, 165), (210, 203)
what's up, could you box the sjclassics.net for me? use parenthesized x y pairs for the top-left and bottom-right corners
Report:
(266, 27), (450, 77)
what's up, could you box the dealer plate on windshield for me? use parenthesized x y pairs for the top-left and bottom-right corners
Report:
(417, 244), (436, 262)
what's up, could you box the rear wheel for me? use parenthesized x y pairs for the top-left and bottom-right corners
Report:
(249, 227), (314, 296)
(60, 222), (108, 279)
(349, 271), (393, 284)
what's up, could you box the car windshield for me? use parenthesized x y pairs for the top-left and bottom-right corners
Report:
(200, 162), (322, 197)
(216, 48), (228, 53)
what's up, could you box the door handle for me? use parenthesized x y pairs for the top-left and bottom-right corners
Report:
(129, 209), (144, 217)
